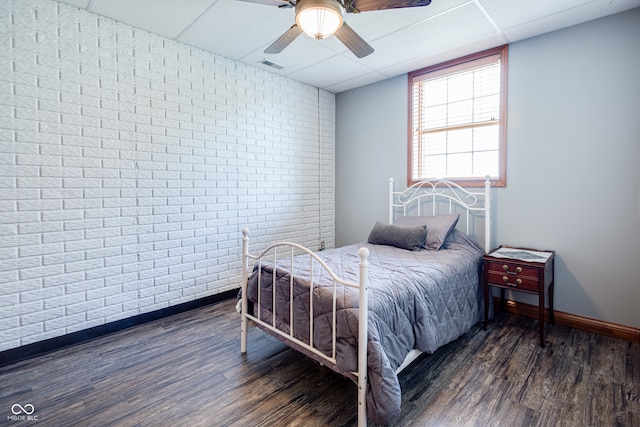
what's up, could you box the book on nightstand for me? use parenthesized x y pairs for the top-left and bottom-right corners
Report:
(490, 247), (553, 263)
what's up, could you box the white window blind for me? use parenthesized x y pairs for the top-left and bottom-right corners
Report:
(409, 46), (507, 187)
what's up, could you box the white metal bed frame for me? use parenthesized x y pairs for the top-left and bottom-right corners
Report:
(240, 177), (491, 427)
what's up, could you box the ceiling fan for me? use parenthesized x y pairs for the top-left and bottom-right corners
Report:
(238, 0), (432, 58)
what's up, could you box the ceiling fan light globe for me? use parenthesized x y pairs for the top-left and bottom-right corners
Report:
(296, 0), (343, 40)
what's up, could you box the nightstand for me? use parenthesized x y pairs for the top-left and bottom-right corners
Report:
(483, 247), (555, 347)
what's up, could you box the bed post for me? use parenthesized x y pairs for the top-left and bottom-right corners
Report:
(357, 247), (369, 427)
(484, 176), (491, 253)
(388, 178), (394, 223)
(241, 228), (249, 354)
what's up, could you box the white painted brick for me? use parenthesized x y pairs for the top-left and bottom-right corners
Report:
(85, 227), (120, 240)
(20, 285), (64, 303)
(0, 0), (335, 352)
(0, 245), (16, 260)
(105, 309), (137, 324)
(0, 233), (41, 250)
(105, 275), (137, 292)
(64, 258), (103, 274)
(40, 188), (84, 201)
(154, 290), (182, 304)
(18, 243), (62, 257)
(42, 251), (85, 267)
(86, 305), (122, 321)
(84, 247), (120, 262)
(17, 177), (63, 188)
(64, 219), (103, 230)
(81, 188), (119, 199)
(63, 198), (102, 210)
(0, 254), (39, 272)
(86, 283), (124, 302)
(103, 217), (136, 228)
(6, 323), (44, 345)
(130, 296), (155, 311)
(85, 265), (122, 281)
(21, 307), (65, 327)
(41, 229), (83, 244)
(65, 299), (104, 316)
(0, 165), (38, 179)
(104, 291), (137, 306)
(45, 313), (87, 331)
(64, 278), (104, 295)
(0, 316), (19, 334)
(64, 318), (104, 334)
(84, 207), (120, 219)
(152, 273), (183, 289)
(1, 278), (40, 296)
(139, 282), (168, 298)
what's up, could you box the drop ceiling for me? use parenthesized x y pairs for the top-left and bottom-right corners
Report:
(53, 0), (640, 93)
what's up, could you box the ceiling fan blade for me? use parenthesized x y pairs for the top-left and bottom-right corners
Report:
(265, 25), (303, 54)
(346, 0), (430, 13)
(334, 22), (374, 58)
(236, 0), (293, 7)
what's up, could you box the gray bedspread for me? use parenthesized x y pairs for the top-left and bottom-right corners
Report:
(245, 230), (485, 425)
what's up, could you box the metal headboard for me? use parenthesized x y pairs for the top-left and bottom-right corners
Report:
(388, 177), (492, 252)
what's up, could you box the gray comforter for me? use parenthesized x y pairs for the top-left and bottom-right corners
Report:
(245, 230), (485, 425)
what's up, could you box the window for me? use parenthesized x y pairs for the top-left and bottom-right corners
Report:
(408, 45), (508, 187)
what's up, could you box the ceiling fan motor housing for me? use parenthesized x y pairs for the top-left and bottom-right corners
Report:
(296, 0), (345, 40)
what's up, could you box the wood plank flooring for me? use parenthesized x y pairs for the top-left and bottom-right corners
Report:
(1, 298), (638, 426)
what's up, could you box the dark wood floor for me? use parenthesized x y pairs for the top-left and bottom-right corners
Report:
(1, 298), (638, 426)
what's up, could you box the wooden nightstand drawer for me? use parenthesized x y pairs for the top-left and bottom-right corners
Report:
(486, 260), (539, 278)
(486, 261), (539, 292)
(487, 271), (538, 292)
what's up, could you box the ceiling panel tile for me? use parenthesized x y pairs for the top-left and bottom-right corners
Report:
(286, 54), (375, 89)
(324, 70), (391, 93)
(361, 3), (500, 69)
(178, 1), (293, 60)
(341, 0), (468, 41)
(379, 33), (507, 77)
(242, 35), (344, 77)
(500, 0), (640, 41)
(88, 0), (218, 39)
(479, 0), (611, 30)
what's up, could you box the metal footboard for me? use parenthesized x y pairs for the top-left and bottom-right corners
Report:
(240, 228), (370, 427)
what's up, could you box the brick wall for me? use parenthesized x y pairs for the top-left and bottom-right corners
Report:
(0, 0), (335, 352)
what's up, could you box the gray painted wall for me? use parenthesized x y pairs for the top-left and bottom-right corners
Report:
(335, 8), (640, 328)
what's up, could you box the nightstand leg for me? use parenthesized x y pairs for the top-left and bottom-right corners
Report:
(549, 280), (555, 324)
(539, 287), (545, 348)
(484, 284), (489, 331)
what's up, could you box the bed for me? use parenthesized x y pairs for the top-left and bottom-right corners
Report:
(239, 177), (492, 426)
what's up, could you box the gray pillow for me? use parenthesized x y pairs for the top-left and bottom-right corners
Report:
(367, 222), (426, 251)
(395, 213), (460, 250)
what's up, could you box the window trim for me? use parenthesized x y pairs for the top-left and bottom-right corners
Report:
(407, 45), (508, 188)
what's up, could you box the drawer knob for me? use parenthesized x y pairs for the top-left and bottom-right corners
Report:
(502, 265), (522, 274)
(502, 276), (523, 286)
